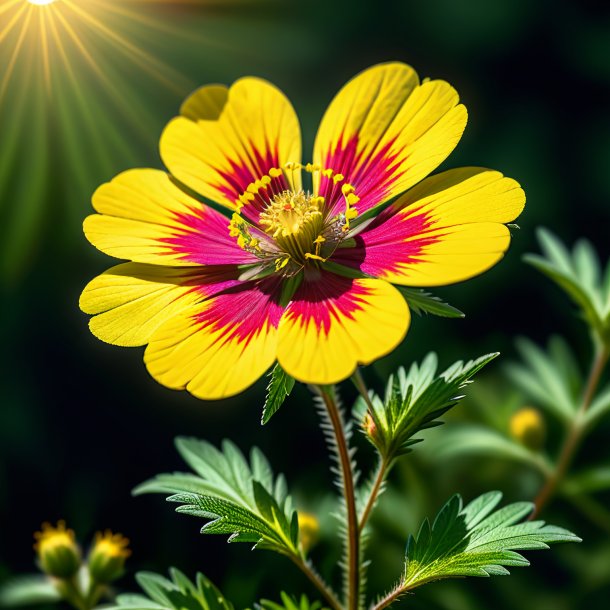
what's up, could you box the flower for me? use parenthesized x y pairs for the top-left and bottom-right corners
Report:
(80, 62), (525, 399)
(87, 530), (131, 583)
(34, 521), (81, 579)
(509, 407), (545, 450)
(297, 511), (320, 552)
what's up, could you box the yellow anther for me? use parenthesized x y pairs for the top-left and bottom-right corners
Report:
(346, 193), (360, 206)
(269, 167), (283, 178)
(345, 207), (358, 220)
(261, 175), (272, 186)
(314, 235), (326, 244)
(332, 173), (344, 184)
(342, 184), (355, 195)
(304, 253), (326, 262)
(322, 168), (334, 178)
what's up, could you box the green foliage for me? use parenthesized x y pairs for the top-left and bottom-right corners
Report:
(0, 575), (60, 607)
(262, 364), (296, 425)
(106, 568), (233, 610)
(524, 228), (610, 344)
(398, 288), (465, 319)
(400, 492), (580, 590)
(425, 423), (549, 472)
(258, 592), (325, 610)
(356, 353), (498, 460)
(133, 438), (300, 556)
(505, 336), (581, 424)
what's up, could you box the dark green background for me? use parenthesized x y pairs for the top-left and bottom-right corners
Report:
(1, 1), (609, 609)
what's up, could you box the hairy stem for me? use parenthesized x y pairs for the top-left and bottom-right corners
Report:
(320, 387), (359, 610)
(370, 584), (408, 610)
(289, 555), (343, 610)
(359, 458), (389, 533)
(531, 344), (609, 519)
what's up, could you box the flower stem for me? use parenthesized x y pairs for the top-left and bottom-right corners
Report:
(358, 458), (389, 533)
(530, 344), (609, 519)
(289, 555), (343, 610)
(320, 387), (359, 610)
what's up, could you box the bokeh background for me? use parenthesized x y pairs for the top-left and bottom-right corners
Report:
(1, 0), (610, 609)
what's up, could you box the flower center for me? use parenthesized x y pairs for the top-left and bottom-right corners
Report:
(259, 190), (325, 265)
(229, 163), (360, 275)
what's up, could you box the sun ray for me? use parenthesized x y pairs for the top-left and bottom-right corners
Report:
(61, 0), (190, 94)
(0, 4), (35, 102)
(38, 7), (52, 93)
(0, 2), (28, 45)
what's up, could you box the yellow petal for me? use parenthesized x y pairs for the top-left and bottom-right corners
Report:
(277, 273), (410, 384)
(80, 263), (237, 347)
(180, 84), (228, 121)
(313, 62), (467, 213)
(144, 278), (283, 399)
(84, 169), (255, 266)
(161, 77), (301, 210)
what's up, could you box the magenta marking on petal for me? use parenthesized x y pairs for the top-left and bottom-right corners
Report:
(210, 139), (290, 217)
(193, 275), (284, 345)
(320, 134), (405, 216)
(161, 204), (258, 265)
(285, 272), (372, 336)
(331, 207), (439, 277)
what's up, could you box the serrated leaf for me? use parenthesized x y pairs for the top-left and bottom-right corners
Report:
(262, 364), (295, 425)
(133, 438), (299, 556)
(505, 336), (580, 423)
(524, 228), (610, 342)
(0, 575), (60, 607)
(356, 353), (498, 459)
(106, 569), (233, 610)
(398, 288), (465, 319)
(400, 492), (580, 590)
(258, 592), (325, 610)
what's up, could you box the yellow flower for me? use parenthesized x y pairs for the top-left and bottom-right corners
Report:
(80, 63), (525, 399)
(87, 530), (131, 583)
(298, 512), (320, 552)
(509, 407), (545, 450)
(33, 521), (81, 579)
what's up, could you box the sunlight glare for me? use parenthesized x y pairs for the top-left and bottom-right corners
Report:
(27, 0), (57, 6)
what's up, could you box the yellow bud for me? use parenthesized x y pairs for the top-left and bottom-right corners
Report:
(509, 407), (546, 450)
(298, 512), (320, 552)
(34, 521), (81, 579)
(87, 530), (131, 583)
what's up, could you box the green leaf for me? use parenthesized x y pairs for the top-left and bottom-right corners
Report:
(133, 438), (300, 556)
(262, 364), (295, 425)
(424, 423), (548, 472)
(105, 568), (233, 610)
(398, 288), (465, 319)
(584, 382), (610, 428)
(0, 575), (61, 607)
(258, 592), (325, 610)
(505, 336), (581, 423)
(562, 465), (610, 495)
(524, 228), (610, 342)
(356, 353), (498, 459)
(400, 492), (580, 590)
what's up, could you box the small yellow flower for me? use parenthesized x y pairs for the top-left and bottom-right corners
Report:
(88, 530), (131, 583)
(33, 521), (81, 579)
(298, 512), (320, 552)
(509, 407), (545, 450)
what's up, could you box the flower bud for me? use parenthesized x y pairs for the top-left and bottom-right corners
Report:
(509, 407), (545, 450)
(297, 512), (320, 553)
(34, 521), (81, 579)
(87, 530), (130, 583)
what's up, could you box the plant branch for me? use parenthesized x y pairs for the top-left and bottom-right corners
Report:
(289, 555), (343, 610)
(531, 344), (609, 519)
(319, 387), (360, 610)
